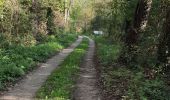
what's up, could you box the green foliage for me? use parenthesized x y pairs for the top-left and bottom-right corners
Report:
(92, 0), (170, 99)
(127, 72), (169, 100)
(95, 36), (126, 99)
(91, 0), (127, 37)
(0, 34), (77, 90)
(95, 36), (170, 100)
(36, 38), (89, 99)
(0, 0), (89, 47)
(0, 0), (4, 12)
(95, 36), (121, 65)
(124, 0), (138, 21)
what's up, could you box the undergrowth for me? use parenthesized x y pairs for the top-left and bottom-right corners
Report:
(36, 38), (89, 100)
(95, 36), (170, 100)
(0, 34), (77, 90)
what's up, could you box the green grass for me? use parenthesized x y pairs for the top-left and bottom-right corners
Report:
(0, 34), (77, 90)
(95, 36), (121, 66)
(36, 38), (89, 100)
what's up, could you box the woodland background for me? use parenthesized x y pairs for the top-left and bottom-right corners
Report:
(0, 0), (170, 99)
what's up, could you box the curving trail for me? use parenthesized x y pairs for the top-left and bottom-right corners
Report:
(0, 36), (83, 100)
(73, 36), (101, 100)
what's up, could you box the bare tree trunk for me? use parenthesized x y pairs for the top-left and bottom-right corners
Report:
(122, 0), (152, 65)
(157, 4), (170, 67)
(46, 7), (55, 35)
(134, 0), (152, 31)
(13, 0), (19, 36)
(166, 8), (170, 65)
(64, 0), (74, 26)
(125, 0), (152, 46)
(64, 0), (68, 24)
(157, 28), (167, 64)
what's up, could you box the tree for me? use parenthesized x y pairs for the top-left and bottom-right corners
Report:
(157, 1), (170, 66)
(125, 0), (152, 46)
(46, 7), (55, 35)
(167, 9), (170, 63)
(31, 0), (39, 39)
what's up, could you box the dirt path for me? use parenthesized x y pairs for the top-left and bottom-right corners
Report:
(73, 37), (101, 100)
(0, 36), (83, 100)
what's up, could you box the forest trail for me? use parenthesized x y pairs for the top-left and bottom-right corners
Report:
(0, 36), (83, 100)
(73, 36), (101, 100)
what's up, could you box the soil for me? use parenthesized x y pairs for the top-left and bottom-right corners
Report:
(73, 37), (101, 100)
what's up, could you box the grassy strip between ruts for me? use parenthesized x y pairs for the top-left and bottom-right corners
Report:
(0, 34), (77, 90)
(36, 37), (89, 100)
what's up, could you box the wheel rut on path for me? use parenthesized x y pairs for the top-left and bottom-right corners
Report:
(73, 37), (101, 100)
(0, 36), (83, 100)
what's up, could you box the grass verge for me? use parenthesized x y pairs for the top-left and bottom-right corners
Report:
(95, 36), (124, 100)
(36, 38), (89, 100)
(0, 34), (77, 90)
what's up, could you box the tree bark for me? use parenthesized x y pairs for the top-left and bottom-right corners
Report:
(165, 8), (170, 66)
(64, 0), (74, 26)
(64, 0), (68, 24)
(157, 5), (170, 65)
(31, 0), (38, 39)
(125, 0), (152, 46)
(46, 7), (54, 35)
(134, 0), (152, 31)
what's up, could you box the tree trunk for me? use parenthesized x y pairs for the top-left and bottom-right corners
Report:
(166, 8), (170, 65)
(31, 0), (38, 39)
(157, 29), (167, 64)
(157, 5), (170, 65)
(125, 0), (152, 46)
(46, 7), (54, 35)
(134, 0), (152, 31)
(64, 0), (68, 24)
(64, 0), (74, 26)
(122, 0), (152, 66)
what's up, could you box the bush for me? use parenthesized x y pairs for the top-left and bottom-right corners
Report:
(127, 71), (169, 100)
(95, 36), (121, 66)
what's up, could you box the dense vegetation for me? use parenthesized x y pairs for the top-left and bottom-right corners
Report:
(92, 0), (170, 99)
(0, 0), (87, 90)
(96, 36), (169, 99)
(0, 34), (77, 90)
